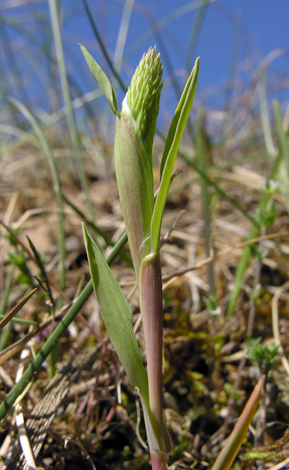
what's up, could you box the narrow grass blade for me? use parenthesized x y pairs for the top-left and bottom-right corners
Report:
(226, 224), (259, 317)
(113, 0), (135, 74)
(195, 118), (215, 295)
(0, 266), (15, 351)
(126, 1), (217, 60)
(160, 58), (199, 178)
(259, 75), (276, 158)
(0, 21), (31, 107)
(211, 375), (265, 470)
(1, 87), (101, 157)
(0, 288), (37, 332)
(83, 225), (168, 454)
(81, 0), (127, 93)
(9, 97), (66, 292)
(27, 236), (55, 308)
(156, 131), (261, 228)
(0, 316), (37, 327)
(80, 44), (119, 115)
(273, 100), (289, 169)
(226, 138), (283, 317)
(48, 0), (94, 220)
(62, 193), (132, 267)
(0, 231), (128, 421)
(273, 100), (289, 213)
(151, 58), (199, 253)
(82, 225), (148, 400)
(185, 0), (208, 73)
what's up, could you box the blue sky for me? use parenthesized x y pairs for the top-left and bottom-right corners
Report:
(2, 0), (289, 126)
(65, 0), (289, 116)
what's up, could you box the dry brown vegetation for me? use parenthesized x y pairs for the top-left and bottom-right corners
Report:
(1, 128), (289, 469)
(1, 2), (289, 469)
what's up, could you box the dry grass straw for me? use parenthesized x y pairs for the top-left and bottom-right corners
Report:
(0, 1), (289, 469)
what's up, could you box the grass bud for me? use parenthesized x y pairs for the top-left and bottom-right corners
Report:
(114, 47), (163, 271)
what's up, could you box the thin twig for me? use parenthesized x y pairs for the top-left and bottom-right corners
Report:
(162, 230), (289, 287)
(271, 280), (289, 376)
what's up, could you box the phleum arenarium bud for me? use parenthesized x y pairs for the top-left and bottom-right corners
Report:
(81, 42), (200, 470)
(114, 47), (163, 272)
(126, 47), (163, 157)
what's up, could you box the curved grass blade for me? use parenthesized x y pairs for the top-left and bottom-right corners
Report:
(160, 58), (199, 178)
(9, 97), (66, 293)
(211, 375), (265, 470)
(151, 57), (199, 253)
(82, 224), (148, 398)
(49, 0), (94, 221)
(0, 288), (38, 332)
(259, 75), (276, 158)
(62, 193), (131, 267)
(81, 0), (127, 93)
(0, 231), (128, 421)
(177, 145), (260, 228)
(80, 44), (119, 116)
(0, 266), (15, 351)
(83, 225), (167, 453)
(273, 100), (289, 214)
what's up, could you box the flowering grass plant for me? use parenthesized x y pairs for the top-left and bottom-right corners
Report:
(81, 46), (264, 470)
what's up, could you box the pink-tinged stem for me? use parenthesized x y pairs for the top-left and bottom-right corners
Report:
(140, 252), (169, 467)
(140, 253), (163, 432)
(151, 451), (168, 470)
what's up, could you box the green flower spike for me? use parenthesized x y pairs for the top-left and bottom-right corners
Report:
(81, 44), (201, 470)
(114, 47), (163, 273)
(116, 49), (172, 464)
(126, 47), (163, 156)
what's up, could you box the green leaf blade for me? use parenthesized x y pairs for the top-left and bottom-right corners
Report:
(82, 225), (148, 400)
(211, 375), (265, 470)
(151, 57), (200, 253)
(80, 44), (119, 115)
(160, 57), (200, 178)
